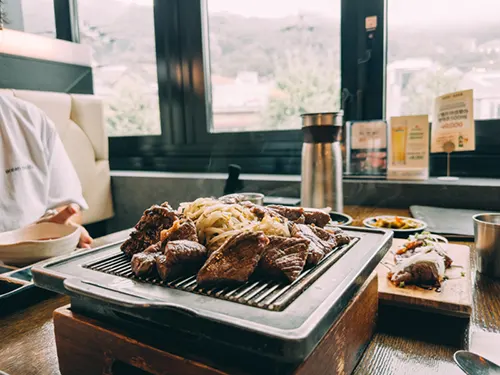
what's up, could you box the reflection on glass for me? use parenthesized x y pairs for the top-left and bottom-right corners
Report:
(78, 0), (161, 137)
(7, 0), (56, 38)
(205, 0), (341, 132)
(387, 0), (500, 120)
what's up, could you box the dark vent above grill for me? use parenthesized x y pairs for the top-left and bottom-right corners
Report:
(83, 239), (358, 312)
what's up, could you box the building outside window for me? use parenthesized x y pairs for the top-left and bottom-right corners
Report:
(78, 0), (161, 137)
(387, 0), (500, 120)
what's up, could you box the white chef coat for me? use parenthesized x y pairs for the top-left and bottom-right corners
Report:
(0, 95), (88, 232)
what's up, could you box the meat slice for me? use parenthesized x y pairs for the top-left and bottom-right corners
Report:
(259, 236), (309, 282)
(160, 218), (198, 243)
(310, 226), (337, 245)
(131, 252), (159, 277)
(134, 204), (178, 232)
(267, 206), (331, 227)
(313, 226), (351, 247)
(302, 210), (331, 228)
(121, 231), (153, 256)
(267, 205), (304, 222)
(197, 232), (269, 287)
(156, 240), (207, 281)
(291, 224), (335, 266)
(121, 204), (179, 255)
(144, 241), (162, 254)
(388, 252), (445, 287)
(240, 202), (281, 221)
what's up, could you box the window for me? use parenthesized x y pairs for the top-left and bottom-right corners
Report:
(387, 0), (500, 120)
(3, 0), (56, 38)
(204, 0), (341, 132)
(78, 0), (161, 137)
(106, 0), (499, 177)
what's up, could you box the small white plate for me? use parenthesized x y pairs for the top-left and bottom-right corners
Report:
(0, 223), (80, 267)
(363, 215), (427, 237)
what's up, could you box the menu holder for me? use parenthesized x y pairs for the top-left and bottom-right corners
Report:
(431, 89), (475, 180)
(387, 115), (430, 181)
(345, 120), (387, 177)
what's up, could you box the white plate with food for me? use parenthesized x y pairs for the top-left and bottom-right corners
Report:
(363, 215), (427, 237)
(0, 223), (80, 267)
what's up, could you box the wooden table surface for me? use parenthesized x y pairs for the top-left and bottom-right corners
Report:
(1, 208), (499, 375)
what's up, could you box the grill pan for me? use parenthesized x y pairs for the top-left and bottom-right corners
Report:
(32, 227), (392, 363)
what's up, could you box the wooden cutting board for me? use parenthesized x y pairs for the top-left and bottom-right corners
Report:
(376, 239), (472, 317)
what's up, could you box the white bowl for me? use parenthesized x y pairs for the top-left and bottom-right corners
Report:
(0, 223), (80, 266)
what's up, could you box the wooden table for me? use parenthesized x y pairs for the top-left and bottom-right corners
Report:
(1, 208), (499, 375)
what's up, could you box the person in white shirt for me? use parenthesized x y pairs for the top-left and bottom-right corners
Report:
(0, 94), (92, 248)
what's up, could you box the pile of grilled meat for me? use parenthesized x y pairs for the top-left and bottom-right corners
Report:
(121, 199), (351, 287)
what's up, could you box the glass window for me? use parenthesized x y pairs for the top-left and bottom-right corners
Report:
(78, 0), (161, 137)
(387, 0), (500, 120)
(3, 0), (56, 38)
(204, 0), (341, 132)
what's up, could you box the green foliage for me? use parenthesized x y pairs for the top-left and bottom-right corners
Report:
(105, 80), (160, 137)
(264, 48), (340, 129)
(401, 68), (463, 116)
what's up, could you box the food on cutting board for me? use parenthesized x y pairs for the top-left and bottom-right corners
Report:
(372, 216), (422, 230)
(387, 232), (457, 288)
(121, 195), (352, 287)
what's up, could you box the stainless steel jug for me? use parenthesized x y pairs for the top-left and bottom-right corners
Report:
(300, 112), (344, 212)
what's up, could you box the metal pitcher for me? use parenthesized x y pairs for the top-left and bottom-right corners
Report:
(300, 112), (344, 212)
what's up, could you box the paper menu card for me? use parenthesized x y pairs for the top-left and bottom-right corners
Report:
(388, 115), (429, 180)
(346, 120), (387, 176)
(431, 89), (475, 153)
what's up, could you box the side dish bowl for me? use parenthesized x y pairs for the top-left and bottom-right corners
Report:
(364, 215), (427, 237)
(0, 223), (80, 266)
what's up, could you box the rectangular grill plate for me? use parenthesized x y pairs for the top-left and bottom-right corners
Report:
(83, 239), (358, 312)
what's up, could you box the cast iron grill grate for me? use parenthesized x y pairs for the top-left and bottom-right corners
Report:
(83, 238), (358, 311)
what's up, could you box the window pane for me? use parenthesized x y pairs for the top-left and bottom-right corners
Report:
(205, 0), (341, 132)
(4, 0), (56, 38)
(78, 0), (161, 137)
(387, 0), (500, 120)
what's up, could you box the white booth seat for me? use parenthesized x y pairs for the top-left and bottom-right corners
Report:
(0, 89), (114, 225)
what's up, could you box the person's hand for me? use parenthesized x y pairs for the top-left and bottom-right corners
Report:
(39, 204), (93, 248)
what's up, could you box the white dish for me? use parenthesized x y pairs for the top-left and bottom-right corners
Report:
(0, 223), (80, 266)
(363, 215), (427, 237)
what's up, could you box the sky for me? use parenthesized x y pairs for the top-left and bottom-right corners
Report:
(119, 0), (500, 28)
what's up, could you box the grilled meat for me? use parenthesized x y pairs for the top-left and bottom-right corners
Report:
(267, 205), (304, 222)
(259, 236), (309, 282)
(388, 252), (445, 287)
(294, 215), (306, 224)
(131, 252), (159, 277)
(160, 218), (198, 243)
(291, 224), (336, 265)
(156, 240), (207, 281)
(121, 204), (179, 255)
(312, 226), (351, 247)
(197, 232), (269, 287)
(303, 210), (331, 228)
(134, 204), (179, 232)
(144, 241), (162, 254)
(240, 202), (281, 221)
(267, 206), (331, 227)
(121, 231), (153, 256)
